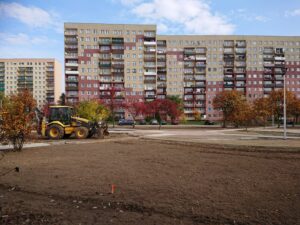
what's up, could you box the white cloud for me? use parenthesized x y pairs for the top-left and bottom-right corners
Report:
(0, 2), (62, 33)
(0, 33), (56, 46)
(229, 9), (269, 23)
(285, 9), (300, 17)
(119, 0), (235, 35)
(119, 0), (142, 6)
(254, 16), (269, 22)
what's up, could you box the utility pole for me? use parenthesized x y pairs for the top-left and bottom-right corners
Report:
(283, 67), (288, 140)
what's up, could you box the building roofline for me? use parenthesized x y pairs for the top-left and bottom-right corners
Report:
(64, 22), (157, 27)
(157, 34), (300, 38)
(0, 58), (57, 61)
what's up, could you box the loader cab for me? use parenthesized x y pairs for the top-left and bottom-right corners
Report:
(48, 106), (74, 125)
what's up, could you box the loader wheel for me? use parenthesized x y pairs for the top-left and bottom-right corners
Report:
(47, 125), (64, 140)
(95, 128), (104, 139)
(74, 127), (89, 139)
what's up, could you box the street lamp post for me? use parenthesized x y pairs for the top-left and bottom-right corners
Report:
(283, 67), (288, 140)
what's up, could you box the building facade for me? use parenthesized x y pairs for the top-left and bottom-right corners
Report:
(64, 23), (300, 120)
(0, 58), (62, 108)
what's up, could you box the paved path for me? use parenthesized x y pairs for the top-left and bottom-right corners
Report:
(110, 127), (300, 149)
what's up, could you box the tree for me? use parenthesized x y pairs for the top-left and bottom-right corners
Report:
(233, 100), (254, 130)
(288, 95), (300, 126)
(124, 101), (146, 127)
(267, 90), (295, 128)
(104, 86), (124, 128)
(58, 93), (66, 105)
(253, 97), (272, 126)
(0, 89), (36, 151)
(213, 90), (244, 128)
(76, 100), (109, 122)
(146, 99), (181, 129)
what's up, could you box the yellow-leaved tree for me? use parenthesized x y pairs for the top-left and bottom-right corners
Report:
(0, 90), (36, 151)
(75, 100), (109, 122)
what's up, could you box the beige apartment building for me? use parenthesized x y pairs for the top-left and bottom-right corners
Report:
(64, 23), (300, 120)
(0, 58), (62, 108)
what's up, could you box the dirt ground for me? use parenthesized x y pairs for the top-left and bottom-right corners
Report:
(0, 136), (299, 225)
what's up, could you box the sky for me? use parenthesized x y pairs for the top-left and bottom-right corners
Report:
(0, 0), (300, 65)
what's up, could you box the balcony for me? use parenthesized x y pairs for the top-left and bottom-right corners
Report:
(195, 48), (206, 54)
(236, 41), (246, 47)
(263, 56), (274, 61)
(99, 63), (111, 68)
(144, 63), (156, 68)
(112, 38), (124, 45)
(224, 41), (234, 47)
(64, 30), (77, 36)
(224, 68), (234, 74)
(195, 82), (205, 88)
(274, 56), (285, 61)
(275, 83), (284, 88)
(224, 76), (234, 81)
(65, 54), (78, 59)
(144, 48), (156, 53)
(236, 75), (246, 81)
(144, 78), (156, 83)
(224, 49), (234, 54)
(264, 62), (275, 67)
(66, 86), (78, 91)
(184, 49), (195, 55)
(99, 39), (111, 45)
(66, 78), (78, 82)
(195, 56), (207, 61)
(65, 70), (79, 75)
(235, 62), (246, 67)
(235, 48), (246, 54)
(263, 83), (274, 88)
(224, 62), (234, 67)
(235, 55), (246, 61)
(144, 41), (157, 45)
(184, 70), (194, 75)
(195, 62), (206, 68)
(263, 48), (274, 54)
(184, 62), (194, 68)
(275, 48), (284, 55)
(64, 38), (77, 44)
(157, 62), (166, 68)
(275, 75), (284, 80)
(144, 71), (157, 76)
(194, 75), (206, 81)
(66, 62), (78, 67)
(224, 83), (234, 88)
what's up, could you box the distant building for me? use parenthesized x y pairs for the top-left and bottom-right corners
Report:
(0, 58), (62, 108)
(64, 22), (300, 120)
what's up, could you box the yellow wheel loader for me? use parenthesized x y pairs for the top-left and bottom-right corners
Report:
(35, 106), (109, 140)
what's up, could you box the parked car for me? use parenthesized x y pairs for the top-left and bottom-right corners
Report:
(204, 120), (215, 125)
(150, 119), (159, 125)
(171, 119), (179, 125)
(118, 119), (135, 126)
(138, 119), (147, 125)
(161, 120), (167, 125)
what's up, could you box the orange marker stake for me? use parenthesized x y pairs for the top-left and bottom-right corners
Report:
(111, 184), (116, 194)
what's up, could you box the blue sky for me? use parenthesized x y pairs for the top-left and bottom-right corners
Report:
(0, 0), (300, 65)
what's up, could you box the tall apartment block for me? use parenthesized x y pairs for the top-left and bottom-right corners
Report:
(0, 58), (62, 108)
(64, 23), (300, 120)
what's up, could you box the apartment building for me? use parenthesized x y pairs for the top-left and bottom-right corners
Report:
(0, 58), (62, 108)
(64, 23), (300, 120)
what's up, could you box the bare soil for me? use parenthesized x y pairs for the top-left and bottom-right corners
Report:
(0, 137), (299, 225)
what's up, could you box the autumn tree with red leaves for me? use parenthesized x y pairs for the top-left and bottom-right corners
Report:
(124, 101), (146, 127)
(146, 99), (181, 129)
(0, 90), (36, 151)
